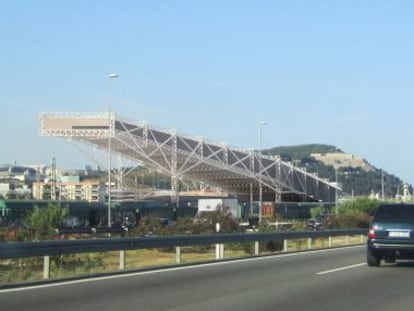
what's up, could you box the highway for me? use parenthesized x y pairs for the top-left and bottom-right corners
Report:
(2, 246), (414, 311)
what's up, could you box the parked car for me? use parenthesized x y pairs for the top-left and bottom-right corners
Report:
(307, 214), (333, 230)
(367, 203), (414, 266)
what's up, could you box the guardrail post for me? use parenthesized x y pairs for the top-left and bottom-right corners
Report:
(176, 246), (181, 263)
(328, 237), (333, 247)
(119, 250), (125, 270)
(360, 234), (365, 243)
(254, 241), (259, 255)
(283, 239), (288, 252)
(220, 244), (224, 259)
(307, 238), (312, 249)
(43, 256), (50, 279)
(216, 223), (221, 260)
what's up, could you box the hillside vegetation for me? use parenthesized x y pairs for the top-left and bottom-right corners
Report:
(264, 144), (409, 197)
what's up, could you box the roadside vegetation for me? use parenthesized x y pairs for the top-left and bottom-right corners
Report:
(1, 199), (377, 285)
(310, 197), (380, 229)
(1, 198), (380, 242)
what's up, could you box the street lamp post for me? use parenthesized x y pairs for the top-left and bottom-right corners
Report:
(381, 160), (386, 201)
(107, 73), (119, 229)
(258, 121), (266, 224)
(334, 146), (339, 215)
(335, 166), (338, 214)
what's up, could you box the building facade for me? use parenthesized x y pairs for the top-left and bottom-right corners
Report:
(32, 180), (106, 202)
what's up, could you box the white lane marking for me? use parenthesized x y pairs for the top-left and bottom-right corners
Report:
(316, 262), (366, 275)
(0, 245), (364, 294)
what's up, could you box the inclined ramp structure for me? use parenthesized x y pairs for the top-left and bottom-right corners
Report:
(39, 112), (339, 205)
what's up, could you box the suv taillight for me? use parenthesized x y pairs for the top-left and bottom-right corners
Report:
(368, 228), (376, 239)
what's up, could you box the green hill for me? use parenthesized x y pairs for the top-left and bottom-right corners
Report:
(264, 144), (410, 198)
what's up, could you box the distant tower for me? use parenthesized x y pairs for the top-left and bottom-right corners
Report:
(50, 157), (57, 200)
(403, 183), (411, 201)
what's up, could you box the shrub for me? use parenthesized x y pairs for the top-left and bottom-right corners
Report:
(25, 203), (69, 240)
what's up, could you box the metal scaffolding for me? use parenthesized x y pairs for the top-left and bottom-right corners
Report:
(39, 112), (339, 204)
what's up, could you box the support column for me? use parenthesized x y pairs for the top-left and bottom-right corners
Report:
(170, 133), (179, 207)
(275, 159), (282, 203)
(171, 175), (180, 208)
(249, 182), (254, 216)
(249, 151), (255, 216)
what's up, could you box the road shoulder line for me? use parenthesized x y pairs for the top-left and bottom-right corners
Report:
(316, 262), (366, 275)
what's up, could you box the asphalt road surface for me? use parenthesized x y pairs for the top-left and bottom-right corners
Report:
(2, 246), (414, 311)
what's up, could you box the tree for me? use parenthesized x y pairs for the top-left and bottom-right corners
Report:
(25, 203), (69, 240)
(324, 198), (380, 229)
(338, 197), (379, 216)
(309, 205), (327, 219)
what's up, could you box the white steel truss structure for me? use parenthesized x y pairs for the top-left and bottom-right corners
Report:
(39, 112), (339, 204)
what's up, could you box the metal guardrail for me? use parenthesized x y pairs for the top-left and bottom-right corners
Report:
(0, 229), (367, 260)
(57, 227), (127, 235)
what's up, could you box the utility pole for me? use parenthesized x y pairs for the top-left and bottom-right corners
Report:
(258, 121), (266, 224)
(107, 73), (119, 229)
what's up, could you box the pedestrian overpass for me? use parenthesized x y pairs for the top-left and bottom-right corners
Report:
(39, 112), (339, 205)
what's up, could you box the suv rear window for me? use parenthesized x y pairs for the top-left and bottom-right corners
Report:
(374, 204), (414, 223)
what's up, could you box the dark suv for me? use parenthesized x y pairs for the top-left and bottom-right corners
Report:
(367, 203), (414, 266)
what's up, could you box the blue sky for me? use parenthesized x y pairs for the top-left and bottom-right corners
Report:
(1, 1), (414, 185)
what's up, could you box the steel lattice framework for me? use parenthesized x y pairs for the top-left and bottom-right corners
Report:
(39, 112), (339, 203)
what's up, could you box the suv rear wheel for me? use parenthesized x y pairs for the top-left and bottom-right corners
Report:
(367, 249), (381, 267)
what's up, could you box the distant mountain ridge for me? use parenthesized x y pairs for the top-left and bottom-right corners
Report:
(263, 144), (408, 197)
